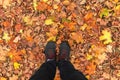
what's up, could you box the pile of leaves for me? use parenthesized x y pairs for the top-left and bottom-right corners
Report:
(0, 0), (120, 80)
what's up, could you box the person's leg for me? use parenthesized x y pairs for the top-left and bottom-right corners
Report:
(58, 60), (87, 80)
(58, 41), (87, 80)
(29, 41), (57, 80)
(30, 61), (56, 80)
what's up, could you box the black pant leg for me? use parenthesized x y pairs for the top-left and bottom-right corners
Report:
(30, 61), (56, 80)
(58, 60), (87, 80)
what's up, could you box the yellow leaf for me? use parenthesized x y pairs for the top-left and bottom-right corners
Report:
(2, 32), (10, 42)
(110, 0), (118, 3)
(0, 0), (11, 9)
(99, 30), (112, 44)
(45, 19), (54, 25)
(14, 62), (20, 69)
(53, 4), (58, 9)
(42, 0), (48, 3)
(47, 36), (56, 41)
(23, 16), (33, 25)
(80, 24), (88, 31)
(100, 8), (110, 18)
(86, 53), (93, 60)
(0, 77), (7, 80)
(33, 0), (38, 11)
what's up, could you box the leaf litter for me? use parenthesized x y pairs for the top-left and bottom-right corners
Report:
(0, 0), (120, 80)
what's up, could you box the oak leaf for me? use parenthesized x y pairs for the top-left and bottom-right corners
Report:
(99, 30), (112, 44)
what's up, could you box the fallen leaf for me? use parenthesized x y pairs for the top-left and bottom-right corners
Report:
(0, 0), (11, 8)
(80, 24), (88, 31)
(15, 24), (23, 33)
(14, 62), (20, 69)
(85, 61), (96, 75)
(100, 8), (110, 18)
(110, 0), (118, 3)
(86, 53), (93, 60)
(33, 0), (38, 11)
(23, 16), (33, 25)
(84, 12), (93, 21)
(9, 75), (18, 80)
(45, 18), (54, 25)
(0, 77), (7, 80)
(62, 0), (70, 6)
(67, 2), (76, 11)
(37, 2), (48, 11)
(97, 53), (107, 64)
(1, 21), (10, 28)
(70, 32), (83, 43)
(2, 32), (11, 42)
(13, 36), (21, 43)
(102, 73), (110, 79)
(99, 30), (112, 44)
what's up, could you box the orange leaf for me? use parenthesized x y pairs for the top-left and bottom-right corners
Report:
(85, 61), (96, 75)
(26, 36), (33, 42)
(15, 24), (23, 33)
(84, 12), (93, 21)
(70, 32), (83, 43)
(1, 21), (10, 28)
(37, 2), (48, 11)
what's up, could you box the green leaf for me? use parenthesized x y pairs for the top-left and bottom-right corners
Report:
(100, 8), (110, 18)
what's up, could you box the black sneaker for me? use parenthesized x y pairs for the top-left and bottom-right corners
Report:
(59, 41), (71, 61)
(44, 41), (56, 61)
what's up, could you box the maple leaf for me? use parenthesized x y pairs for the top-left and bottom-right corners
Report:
(45, 18), (54, 25)
(85, 61), (96, 75)
(70, 32), (83, 43)
(14, 62), (20, 69)
(2, 32), (11, 42)
(8, 50), (26, 62)
(99, 30), (112, 44)
(100, 8), (110, 18)
(114, 5), (120, 16)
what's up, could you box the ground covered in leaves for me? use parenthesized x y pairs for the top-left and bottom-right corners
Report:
(0, 0), (120, 80)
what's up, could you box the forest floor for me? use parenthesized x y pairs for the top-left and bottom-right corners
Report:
(0, 0), (120, 80)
